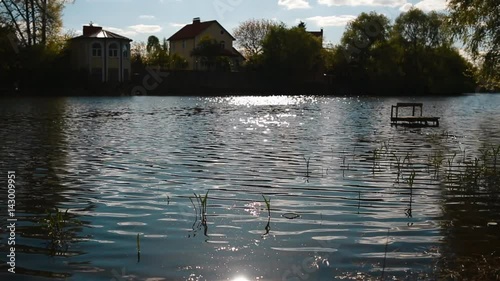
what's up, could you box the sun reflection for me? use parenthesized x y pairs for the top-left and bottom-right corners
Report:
(232, 276), (250, 281)
(227, 95), (312, 106)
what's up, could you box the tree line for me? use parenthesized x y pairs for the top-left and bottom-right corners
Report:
(232, 4), (498, 93)
(0, 1), (498, 94)
(0, 0), (74, 90)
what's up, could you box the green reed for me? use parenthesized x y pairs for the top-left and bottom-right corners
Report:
(137, 233), (141, 253)
(303, 156), (311, 178)
(405, 171), (416, 218)
(381, 229), (390, 280)
(392, 153), (403, 183)
(262, 194), (271, 217)
(446, 152), (457, 182)
(428, 150), (445, 178)
(41, 208), (80, 256)
(136, 233), (141, 262)
(190, 191), (210, 238)
(372, 148), (380, 174)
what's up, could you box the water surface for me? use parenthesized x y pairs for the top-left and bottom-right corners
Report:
(1, 95), (500, 280)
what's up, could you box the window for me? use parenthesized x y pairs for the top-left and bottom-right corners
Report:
(182, 40), (186, 49)
(220, 40), (225, 49)
(108, 43), (118, 57)
(122, 45), (128, 58)
(92, 43), (102, 57)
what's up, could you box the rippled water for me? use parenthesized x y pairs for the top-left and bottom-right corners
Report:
(1, 95), (500, 281)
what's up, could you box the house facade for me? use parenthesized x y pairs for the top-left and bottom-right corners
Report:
(70, 24), (132, 82)
(168, 18), (244, 70)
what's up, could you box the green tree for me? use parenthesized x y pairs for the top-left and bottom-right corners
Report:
(328, 8), (475, 95)
(0, 0), (65, 47)
(393, 8), (455, 93)
(146, 35), (160, 54)
(191, 35), (228, 71)
(145, 35), (169, 68)
(340, 12), (391, 64)
(261, 24), (323, 79)
(169, 53), (188, 70)
(448, 0), (500, 90)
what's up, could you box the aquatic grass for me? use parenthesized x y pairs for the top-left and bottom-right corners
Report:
(341, 149), (347, 166)
(41, 208), (80, 256)
(392, 153), (403, 183)
(403, 152), (412, 167)
(358, 191), (361, 214)
(379, 140), (392, 158)
(381, 229), (390, 280)
(446, 152), (457, 182)
(262, 194), (271, 236)
(136, 233), (141, 262)
(303, 156), (311, 178)
(429, 150), (445, 178)
(193, 190), (209, 216)
(372, 148), (380, 175)
(459, 144), (467, 163)
(262, 194), (271, 217)
(492, 145), (500, 169)
(405, 171), (416, 218)
(189, 191), (209, 238)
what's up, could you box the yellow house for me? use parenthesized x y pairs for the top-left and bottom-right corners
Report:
(70, 24), (132, 82)
(168, 18), (244, 70)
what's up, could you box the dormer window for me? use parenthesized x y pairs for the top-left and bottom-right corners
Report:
(92, 43), (102, 57)
(108, 43), (118, 57)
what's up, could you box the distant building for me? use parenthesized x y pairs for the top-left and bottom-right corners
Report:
(70, 24), (132, 82)
(308, 28), (324, 44)
(168, 17), (244, 70)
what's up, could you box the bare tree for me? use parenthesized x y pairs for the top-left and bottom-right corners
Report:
(0, 0), (66, 47)
(233, 19), (276, 59)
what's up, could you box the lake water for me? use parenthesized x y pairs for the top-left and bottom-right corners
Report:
(1, 95), (500, 281)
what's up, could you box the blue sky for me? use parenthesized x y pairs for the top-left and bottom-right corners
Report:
(63, 0), (448, 46)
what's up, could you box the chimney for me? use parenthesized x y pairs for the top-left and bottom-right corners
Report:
(193, 17), (201, 24)
(83, 24), (102, 36)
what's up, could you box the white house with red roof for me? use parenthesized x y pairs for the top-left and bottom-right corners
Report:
(70, 24), (132, 82)
(168, 17), (244, 71)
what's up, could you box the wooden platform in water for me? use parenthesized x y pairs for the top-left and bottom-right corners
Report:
(390, 103), (440, 127)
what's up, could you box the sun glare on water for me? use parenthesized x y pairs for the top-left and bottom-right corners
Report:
(232, 276), (250, 281)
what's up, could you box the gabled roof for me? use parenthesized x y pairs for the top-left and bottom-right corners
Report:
(168, 20), (235, 41)
(72, 28), (132, 41)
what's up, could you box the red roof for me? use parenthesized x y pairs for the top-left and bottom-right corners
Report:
(168, 20), (235, 41)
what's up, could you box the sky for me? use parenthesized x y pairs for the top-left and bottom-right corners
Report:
(62, 0), (449, 46)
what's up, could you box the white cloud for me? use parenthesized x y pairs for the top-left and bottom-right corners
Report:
(278, 0), (311, 10)
(306, 15), (357, 27)
(170, 22), (187, 27)
(399, 2), (413, 11)
(105, 27), (137, 37)
(128, 24), (162, 33)
(318, 0), (407, 7)
(139, 15), (156, 20)
(397, 0), (447, 12)
(414, 0), (447, 12)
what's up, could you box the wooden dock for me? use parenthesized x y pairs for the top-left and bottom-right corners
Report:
(390, 103), (439, 127)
